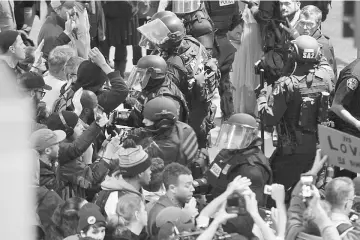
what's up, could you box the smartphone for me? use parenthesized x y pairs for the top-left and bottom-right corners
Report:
(96, 105), (104, 115)
(301, 175), (314, 198)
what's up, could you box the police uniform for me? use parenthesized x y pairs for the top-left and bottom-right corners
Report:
(330, 59), (360, 138)
(160, 36), (220, 148)
(129, 97), (199, 167)
(258, 60), (332, 190)
(203, 113), (272, 238)
(129, 78), (189, 128)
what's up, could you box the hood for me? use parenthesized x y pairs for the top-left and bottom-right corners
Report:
(100, 175), (140, 194)
(143, 185), (166, 203)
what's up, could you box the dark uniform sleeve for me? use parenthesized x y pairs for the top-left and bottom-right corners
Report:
(333, 77), (360, 106)
(257, 77), (293, 127)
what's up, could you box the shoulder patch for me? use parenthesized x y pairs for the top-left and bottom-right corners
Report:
(347, 78), (358, 91)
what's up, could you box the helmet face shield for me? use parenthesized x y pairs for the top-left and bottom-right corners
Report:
(214, 123), (258, 150)
(137, 19), (171, 47)
(139, 35), (157, 50)
(126, 67), (150, 89)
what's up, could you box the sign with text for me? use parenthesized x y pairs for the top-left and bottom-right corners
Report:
(318, 125), (360, 173)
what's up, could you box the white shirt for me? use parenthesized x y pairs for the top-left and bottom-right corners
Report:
(42, 73), (66, 112)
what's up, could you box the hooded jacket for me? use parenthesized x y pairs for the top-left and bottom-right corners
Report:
(95, 175), (143, 217)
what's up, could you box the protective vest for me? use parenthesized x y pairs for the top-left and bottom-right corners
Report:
(132, 79), (189, 127)
(330, 59), (360, 137)
(204, 0), (238, 33)
(277, 68), (331, 153)
(206, 146), (272, 200)
(153, 121), (193, 166)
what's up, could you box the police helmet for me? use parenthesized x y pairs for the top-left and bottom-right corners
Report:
(143, 97), (178, 122)
(227, 113), (257, 128)
(158, 15), (186, 50)
(293, 35), (321, 63)
(137, 55), (167, 80)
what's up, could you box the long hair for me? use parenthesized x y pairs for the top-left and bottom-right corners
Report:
(107, 193), (144, 237)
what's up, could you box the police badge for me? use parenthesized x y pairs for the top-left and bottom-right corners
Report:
(347, 78), (358, 91)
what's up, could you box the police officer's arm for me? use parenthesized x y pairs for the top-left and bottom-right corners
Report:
(318, 56), (336, 86)
(330, 77), (360, 130)
(257, 78), (291, 127)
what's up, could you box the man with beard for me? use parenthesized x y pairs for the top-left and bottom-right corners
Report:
(148, 162), (195, 240)
(30, 128), (66, 192)
(19, 72), (53, 128)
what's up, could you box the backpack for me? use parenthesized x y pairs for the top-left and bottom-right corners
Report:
(52, 85), (75, 113)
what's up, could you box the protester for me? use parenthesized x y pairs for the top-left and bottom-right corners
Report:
(42, 45), (76, 111)
(46, 110), (111, 199)
(53, 56), (85, 113)
(94, 139), (152, 217)
(38, 0), (78, 59)
(107, 193), (148, 240)
(0, 30), (26, 75)
(148, 162), (195, 239)
(46, 197), (88, 240)
(64, 203), (107, 240)
(30, 128), (66, 191)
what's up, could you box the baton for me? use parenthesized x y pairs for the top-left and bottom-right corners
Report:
(260, 69), (265, 152)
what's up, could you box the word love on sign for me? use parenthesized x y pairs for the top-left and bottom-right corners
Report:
(318, 125), (360, 173)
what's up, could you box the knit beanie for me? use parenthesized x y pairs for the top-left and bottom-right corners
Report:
(46, 111), (79, 132)
(74, 60), (108, 93)
(117, 145), (151, 176)
(0, 30), (19, 53)
(77, 203), (106, 232)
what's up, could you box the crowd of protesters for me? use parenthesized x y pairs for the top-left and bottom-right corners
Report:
(1, 1), (360, 240)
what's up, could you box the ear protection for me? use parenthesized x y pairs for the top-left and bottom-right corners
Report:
(58, 111), (74, 137)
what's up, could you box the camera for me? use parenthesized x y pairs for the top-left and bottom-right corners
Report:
(226, 192), (247, 215)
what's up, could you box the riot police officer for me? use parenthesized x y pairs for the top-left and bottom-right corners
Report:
(126, 55), (189, 128)
(257, 35), (333, 190)
(128, 97), (199, 167)
(203, 113), (272, 238)
(329, 59), (360, 179)
(138, 12), (220, 148)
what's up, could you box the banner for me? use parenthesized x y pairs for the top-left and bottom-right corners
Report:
(318, 125), (360, 173)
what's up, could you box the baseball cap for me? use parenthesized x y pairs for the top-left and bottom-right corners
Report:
(19, 72), (52, 91)
(156, 207), (195, 240)
(30, 129), (66, 151)
(0, 30), (19, 53)
(78, 203), (106, 232)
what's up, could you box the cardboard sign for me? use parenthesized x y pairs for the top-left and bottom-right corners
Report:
(318, 125), (360, 173)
